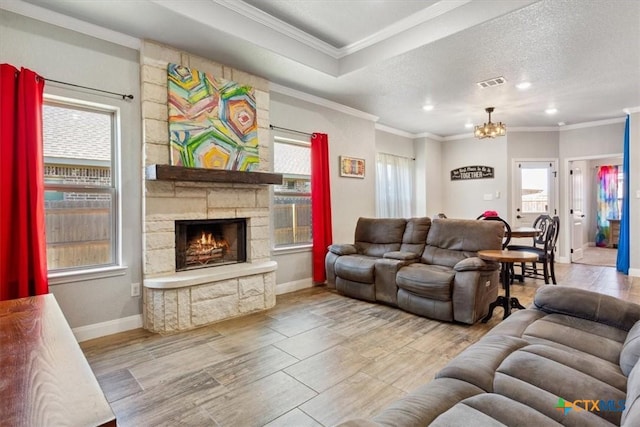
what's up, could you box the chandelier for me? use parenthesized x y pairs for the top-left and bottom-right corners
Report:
(474, 107), (506, 139)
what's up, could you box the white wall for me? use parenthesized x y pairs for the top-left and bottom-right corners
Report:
(441, 136), (508, 219)
(558, 122), (625, 262)
(1, 11), (143, 328)
(269, 91), (377, 286)
(414, 137), (443, 218)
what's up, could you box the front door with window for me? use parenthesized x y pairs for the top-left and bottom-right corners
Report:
(512, 160), (558, 232)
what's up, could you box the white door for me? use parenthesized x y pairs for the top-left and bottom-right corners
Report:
(570, 163), (585, 261)
(512, 160), (557, 232)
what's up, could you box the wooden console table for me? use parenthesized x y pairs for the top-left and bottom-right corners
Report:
(0, 294), (116, 427)
(478, 249), (538, 322)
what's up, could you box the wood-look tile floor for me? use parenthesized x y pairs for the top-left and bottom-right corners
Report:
(81, 263), (640, 427)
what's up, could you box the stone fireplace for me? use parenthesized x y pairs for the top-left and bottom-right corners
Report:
(141, 40), (278, 333)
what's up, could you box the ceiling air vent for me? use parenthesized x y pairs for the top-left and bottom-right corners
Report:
(477, 76), (507, 88)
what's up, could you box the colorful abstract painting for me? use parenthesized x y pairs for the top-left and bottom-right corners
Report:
(167, 63), (258, 171)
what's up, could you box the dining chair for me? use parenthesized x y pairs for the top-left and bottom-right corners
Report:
(477, 215), (512, 250)
(507, 215), (559, 284)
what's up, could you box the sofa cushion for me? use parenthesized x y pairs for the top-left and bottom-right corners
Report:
(534, 285), (640, 332)
(430, 393), (562, 427)
(436, 335), (529, 392)
(370, 378), (483, 427)
(335, 255), (377, 283)
(622, 360), (640, 426)
(496, 348), (626, 425)
(621, 320), (640, 376)
(399, 217), (431, 254)
(354, 217), (406, 257)
(520, 314), (626, 365)
(396, 264), (454, 301)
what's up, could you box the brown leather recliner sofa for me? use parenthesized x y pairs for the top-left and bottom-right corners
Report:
(325, 217), (504, 324)
(338, 286), (640, 426)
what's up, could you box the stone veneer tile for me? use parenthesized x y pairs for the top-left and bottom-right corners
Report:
(145, 248), (175, 275)
(236, 208), (269, 219)
(146, 197), (207, 221)
(145, 181), (175, 197)
(153, 290), (165, 332)
(249, 215), (269, 227)
(207, 209), (237, 219)
(145, 220), (175, 233)
(251, 239), (271, 260)
(192, 294), (239, 327)
(177, 288), (191, 330)
(255, 90), (269, 110)
(239, 294), (265, 314)
(249, 225), (269, 240)
(187, 55), (223, 78)
(191, 279), (238, 303)
(141, 64), (167, 86)
(142, 100), (168, 121)
(144, 119), (169, 144)
(145, 143), (171, 166)
(207, 188), (257, 209)
(239, 276), (264, 298)
(230, 68), (269, 92)
(142, 82), (167, 104)
(256, 189), (270, 208)
(146, 231), (174, 250)
(164, 290), (178, 332)
(264, 272), (276, 308)
(144, 287), (154, 330)
(142, 41), (182, 67)
(174, 186), (208, 198)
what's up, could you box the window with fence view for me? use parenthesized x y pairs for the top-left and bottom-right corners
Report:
(43, 100), (117, 272)
(273, 137), (312, 247)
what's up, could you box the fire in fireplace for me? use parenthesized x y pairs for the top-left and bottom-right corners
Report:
(175, 219), (246, 271)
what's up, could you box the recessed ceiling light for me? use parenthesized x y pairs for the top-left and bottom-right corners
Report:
(558, 122), (566, 126)
(545, 108), (558, 114)
(464, 123), (474, 129)
(422, 104), (434, 111)
(516, 82), (531, 90)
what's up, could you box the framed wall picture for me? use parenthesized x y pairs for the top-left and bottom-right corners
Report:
(340, 156), (365, 178)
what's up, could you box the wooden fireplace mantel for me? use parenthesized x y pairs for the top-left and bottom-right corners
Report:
(146, 164), (283, 185)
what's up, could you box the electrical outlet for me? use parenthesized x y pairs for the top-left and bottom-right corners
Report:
(131, 282), (141, 297)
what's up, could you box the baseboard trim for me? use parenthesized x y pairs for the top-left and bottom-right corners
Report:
(72, 314), (143, 342)
(629, 268), (640, 278)
(276, 278), (313, 295)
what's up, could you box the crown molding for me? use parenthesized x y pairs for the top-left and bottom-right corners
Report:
(270, 83), (379, 122)
(623, 106), (640, 114)
(510, 126), (559, 132)
(559, 117), (626, 131)
(339, 0), (472, 58)
(442, 132), (475, 141)
(0, 0), (141, 50)
(414, 131), (445, 142)
(375, 124), (416, 139)
(213, 0), (339, 58)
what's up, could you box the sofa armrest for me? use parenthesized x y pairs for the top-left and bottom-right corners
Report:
(328, 244), (357, 255)
(383, 251), (419, 261)
(534, 286), (640, 331)
(453, 257), (499, 272)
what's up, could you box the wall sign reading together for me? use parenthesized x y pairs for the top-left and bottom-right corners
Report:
(450, 165), (494, 181)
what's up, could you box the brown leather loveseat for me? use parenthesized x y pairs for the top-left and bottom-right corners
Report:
(325, 217), (504, 324)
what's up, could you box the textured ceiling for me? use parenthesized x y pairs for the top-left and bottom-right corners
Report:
(12, 0), (640, 138)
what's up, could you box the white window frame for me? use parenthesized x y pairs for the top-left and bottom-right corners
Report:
(271, 135), (312, 252)
(44, 94), (125, 283)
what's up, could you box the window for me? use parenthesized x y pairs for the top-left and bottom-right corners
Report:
(43, 98), (119, 272)
(375, 153), (413, 217)
(272, 137), (312, 248)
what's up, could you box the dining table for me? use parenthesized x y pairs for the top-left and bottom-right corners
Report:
(510, 226), (542, 239)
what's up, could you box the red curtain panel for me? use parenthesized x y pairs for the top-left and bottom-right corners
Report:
(0, 64), (48, 300)
(310, 133), (332, 284)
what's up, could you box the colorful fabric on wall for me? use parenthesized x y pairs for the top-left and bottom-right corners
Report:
(0, 63), (49, 300)
(595, 165), (619, 247)
(167, 63), (258, 171)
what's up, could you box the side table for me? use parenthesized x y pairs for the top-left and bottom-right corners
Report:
(478, 249), (538, 322)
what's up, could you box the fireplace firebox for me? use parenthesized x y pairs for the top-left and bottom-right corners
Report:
(175, 219), (247, 271)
